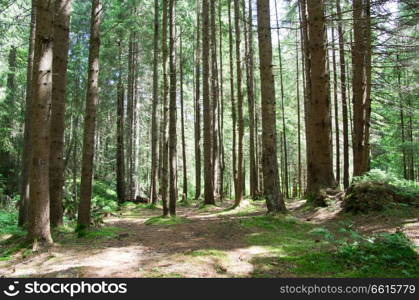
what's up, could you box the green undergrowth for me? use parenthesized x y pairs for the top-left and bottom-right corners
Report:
(186, 249), (227, 258)
(144, 216), (190, 226)
(240, 215), (418, 278)
(75, 225), (121, 239)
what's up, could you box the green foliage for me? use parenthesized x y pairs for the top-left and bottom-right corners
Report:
(186, 249), (227, 258)
(336, 232), (419, 277)
(82, 227), (121, 240)
(144, 216), (190, 226)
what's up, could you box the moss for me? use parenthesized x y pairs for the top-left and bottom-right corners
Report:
(144, 216), (189, 226)
(186, 249), (227, 258)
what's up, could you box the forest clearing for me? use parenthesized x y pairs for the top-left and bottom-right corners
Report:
(0, 0), (418, 282)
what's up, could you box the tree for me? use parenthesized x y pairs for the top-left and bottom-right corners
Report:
(352, 0), (372, 177)
(202, 0), (215, 205)
(233, 0), (244, 207)
(168, 0), (177, 215)
(194, 0), (202, 200)
(49, 0), (72, 227)
(77, 0), (103, 229)
(19, 0), (36, 227)
(256, 0), (286, 213)
(305, 0), (335, 196)
(150, 0), (160, 205)
(27, 0), (55, 245)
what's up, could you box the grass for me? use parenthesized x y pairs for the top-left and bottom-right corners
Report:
(239, 214), (419, 278)
(144, 216), (189, 226)
(82, 227), (121, 239)
(186, 249), (227, 258)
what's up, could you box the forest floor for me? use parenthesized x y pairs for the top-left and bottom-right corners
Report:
(0, 197), (418, 278)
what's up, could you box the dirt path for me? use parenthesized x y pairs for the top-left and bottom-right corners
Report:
(1, 199), (417, 278)
(0, 201), (270, 278)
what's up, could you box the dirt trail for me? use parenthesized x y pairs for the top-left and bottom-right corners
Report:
(0, 201), (269, 278)
(1, 199), (417, 278)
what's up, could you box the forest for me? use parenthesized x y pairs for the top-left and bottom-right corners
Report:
(0, 0), (417, 278)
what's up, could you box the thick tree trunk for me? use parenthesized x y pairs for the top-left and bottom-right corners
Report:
(27, 0), (55, 245)
(168, 0), (177, 216)
(305, 0), (335, 196)
(202, 0), (215, 205)
(352, 0), (372, 177)
(218, 1), (225, 200)
(19, 0), (36, 227)
(49, 0), (72, 227)
(77, 0), (102, 229)
(233, 0), (244, 207)
(151, 0), (159, 204)
(256, 0), (286, 213)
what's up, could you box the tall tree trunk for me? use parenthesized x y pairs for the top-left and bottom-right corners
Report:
(274, 0), (289, 198)
(397, 54), (407, 179)
(233, 0), (244, 207)
(180, 34), (188, 203)
(194, 0), (202, 200)
(331, 25), (340, 187)
(218, 0), (225, 200)
(210, 0), (220, 199)
(151, 0), (159, 204)
(352, 0), (372, 177)
(19, 0), (36, 227)
(295, 29), (302, 197)
(27, 0), (54, 244)
(336, 0), (350, 188)
(49, 0), (72, 227)
(161, 0), (170, 216)
(77, 0), (102, 229)
(168, 0), (177, 215)
(127, 32), (135, 200)
(228, 0), (237, 202)
(202, 0), (215, 205)
(256, 0), (286, 213)
(244, 0), (257, 200)
(116, 43), (126, 204)
(305, 0), (335, 196)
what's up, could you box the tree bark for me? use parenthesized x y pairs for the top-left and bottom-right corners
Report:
(27, 0), (55, 244)
(194, 0), (202, 200)
(305, 0), (335, 196)
(150, 0), (159, 204)
(19, 0), (36, 227)
(49, 0), (72, 227)
(233, 0), (244, 207)
(77, 0), (102, 229)
(202, 0), (215, 205)
(168, 0), (177, 215)
(256, 0), (286, 213)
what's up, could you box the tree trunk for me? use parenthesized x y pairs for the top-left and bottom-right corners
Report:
(210, 0), (220, 199)
(180, 35), (188, 203)
(116, 43), (126, 204)
(244, 0), (257, 200)
(274, 0), (289, 198)
(228, 0), (237, 203)
(233, 0), (244, 207)
(352, 0), (372, 177)
(77, 0), (102, 229)
(331, 25), (340, 187)
(202, 0), (215, 205)
(27, 0), (55, 244)
(305, 0), (335, 196)
(19, 0), (36, 227)
(168, 0), (177, 215)
(218, 0), (225, 200)
(161, 0), (170, 216)
(49, 0), (72, 227)
(194, 0), (202, 200)
(336, 0), (350, 188)
(151, 0), (159, 204)
(256, 0), (286, 213)
(295, 29), (302, 197)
